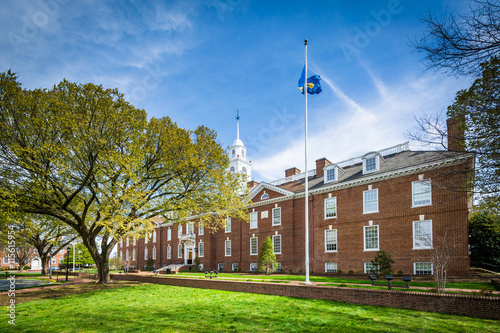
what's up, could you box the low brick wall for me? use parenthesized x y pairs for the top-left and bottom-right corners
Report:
(110, 274), (500, 320)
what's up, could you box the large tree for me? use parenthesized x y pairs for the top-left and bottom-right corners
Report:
(469, 210), (500, 271)
(408, 57), (500, 211)
(413, 0), (500, 76)
(0, 71), (248, 283)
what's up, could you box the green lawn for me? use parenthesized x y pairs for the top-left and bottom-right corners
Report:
(3, 283), (499, 332)
(175, 272), (497, 291)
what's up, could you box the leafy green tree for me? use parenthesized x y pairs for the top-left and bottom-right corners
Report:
(447, 56), (500, 212)
(371, 250), (395, 277)
(258, 236), (277, 275)
(145, 258), (155, 271)
(0, 71), (249, 283)
(63, 243), (95, 268)
(469, 211), (500, 270)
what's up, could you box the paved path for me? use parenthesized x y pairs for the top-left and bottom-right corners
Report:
(0, 278), (53, 291)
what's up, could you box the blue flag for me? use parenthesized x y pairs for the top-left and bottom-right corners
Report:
(298, 65), (322, 95)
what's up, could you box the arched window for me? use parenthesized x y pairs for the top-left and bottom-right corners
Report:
(230, 166), (235, 173)
(232, 149), (235, 158)
(242, 150), (245, 158)
(242, 167), (247, 175)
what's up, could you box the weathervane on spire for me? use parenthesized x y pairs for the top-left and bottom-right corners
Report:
(236, 109), (240, 140)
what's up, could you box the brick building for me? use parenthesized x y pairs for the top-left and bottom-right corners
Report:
(118, 120), (473, 277)
(1, 247), (67, 271)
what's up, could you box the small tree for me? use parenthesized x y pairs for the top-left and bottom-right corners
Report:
(371, 251), (395, 277)
(145, 258), (155, 271)
(258, 236), (277, 275)
(192, 256), (201, 272)
(431, 231), (457, 293)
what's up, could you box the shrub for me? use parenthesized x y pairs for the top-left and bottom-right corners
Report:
(145, 258), (155, 271)
(337, 269), (343, 274)
(348, 270), (354, 275)
(371, 250), (395, 277)
(192, 257), (201, 272)
(258, 236), (277, 275)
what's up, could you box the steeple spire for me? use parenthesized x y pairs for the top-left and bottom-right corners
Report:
(236, 109), (240, 140)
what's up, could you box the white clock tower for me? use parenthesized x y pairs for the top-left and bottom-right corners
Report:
(228, 110), (251, 182)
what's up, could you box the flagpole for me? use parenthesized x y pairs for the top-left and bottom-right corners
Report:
(304, 38), (311, 285)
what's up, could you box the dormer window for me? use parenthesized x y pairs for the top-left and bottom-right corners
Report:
(326, 168), (336, 182)
(324, 164), (344, 184)
(362, 153), (382, 174)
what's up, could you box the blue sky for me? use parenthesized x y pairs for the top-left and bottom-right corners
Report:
(0, 0), (473, 181)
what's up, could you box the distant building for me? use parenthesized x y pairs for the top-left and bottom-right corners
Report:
(118, 118), (472, 277)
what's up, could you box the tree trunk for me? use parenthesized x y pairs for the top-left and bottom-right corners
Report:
(95, 258), (110, 284)
(41, 255), (49, 276)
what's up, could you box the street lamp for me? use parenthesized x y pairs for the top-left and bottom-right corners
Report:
(65, 246), (71, 281)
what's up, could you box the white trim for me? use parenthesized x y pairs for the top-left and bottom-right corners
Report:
(414, 262), (433, 275)
(363, 189), (379, 214)
(325, 262), (337, 273)
(272, 234), (281, 255)
(363, 225), (379, 251)
(225, 217), (231, 233)
(324, 196), (337, 219)
(324, 229), (337, 252)
(225, 239), (231, 257)
(198, 241), (204, 257)
(250, 212), (258, 229)
(412, 179), (432, 207)
(250, 237), (258, 255)
(272, 207), (281, 226)
(413, 219), (433, 250)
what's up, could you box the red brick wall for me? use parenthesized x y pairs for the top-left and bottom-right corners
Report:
(111, 274), (500, 320)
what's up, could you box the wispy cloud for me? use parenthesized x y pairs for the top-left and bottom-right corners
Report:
(252, 65), (465, 182)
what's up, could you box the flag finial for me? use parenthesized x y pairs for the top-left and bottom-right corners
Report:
(304, 39), (308, 45)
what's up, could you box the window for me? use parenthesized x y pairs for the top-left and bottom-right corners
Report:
(242, 167), (247, 175)
(132, 249), (136, 261)
(199, 222), (204, 236)
(364, 262), (379, 274)
(3, 257), (8, 264)
(250, 263), (258, 272)
(250, 212), (258, 229)
(178, 244), (182, 258)
(144, 248), (148, 260)
(272, 207), (281, 226)
(120, 239), (123, 247)
(324, 197), (337, 219)
(126, 237), (129, 247)
(178, 225), (182, 237)
(119, 251), (122, 261)
(167, 228), (171, 241)
(225, 240), (231, 256)
(261, 192), (269, 200)
(187, 222), (194, 235)
(363, 189), (379, 214)
(325, 262), (337, 273)
(273, 262), (282, 272)
(326, 168), (336, 182)
(325, 229), (337, 252)
(145, 233), (148, 244)
(126, 250), (129, 261)
(232, 263), (239, 271)
(364, 225), (379, 251)
(272, 234), (281, 254)
(250, 237), (258, 255)
(199, 242), (204, 257)
(230, 166), (235, 173)
(167, 245), (171, 259)
(363, 155), (379, 173)
(152, 247), (156, 260)
(152, 231), (157, 243)
(218, 263), (223, 271)
(413, 220), (433, 249)
(412, 180), (432, 207)
(225, 217), (231, 233)
(52, 258), (56, 264)
(231, 149), (235, 158)
(414, 262), (433, 275)
(133, 237), (136, 246)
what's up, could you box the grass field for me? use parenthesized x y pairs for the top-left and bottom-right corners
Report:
(2, 282), (499, 332)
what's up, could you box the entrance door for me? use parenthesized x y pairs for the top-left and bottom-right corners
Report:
(188, 250), (193, 265)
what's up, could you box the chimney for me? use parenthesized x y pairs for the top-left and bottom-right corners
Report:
(447, 117), (465, 151)
(285, 167), (301, 177)
(247, 180), (259, 188)
(315, 158), (331, 178)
